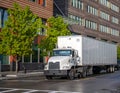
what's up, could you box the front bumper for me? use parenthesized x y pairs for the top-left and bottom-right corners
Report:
(44, 70), (68, 76)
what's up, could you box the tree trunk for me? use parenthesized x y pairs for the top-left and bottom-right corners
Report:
(16, 60), (18, 73)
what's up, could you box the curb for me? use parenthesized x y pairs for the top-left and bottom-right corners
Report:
(0, 72), (44, 80)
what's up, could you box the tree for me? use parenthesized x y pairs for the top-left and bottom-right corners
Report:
(117, 45), (120, 60)
(0, 3), (43, 72)
(39, 16), (71, 56)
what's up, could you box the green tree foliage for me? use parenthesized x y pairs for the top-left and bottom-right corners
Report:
(39, 16), (71, 56)
(0, 3), (43, 72)
(117, 45), (120, 59)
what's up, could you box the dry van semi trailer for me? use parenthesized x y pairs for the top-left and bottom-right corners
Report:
(44, 35), (117, 79)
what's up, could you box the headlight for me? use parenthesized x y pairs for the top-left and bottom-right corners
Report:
(44, 65), (48, 70)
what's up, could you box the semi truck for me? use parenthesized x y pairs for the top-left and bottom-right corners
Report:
(44, 35), (117, 79)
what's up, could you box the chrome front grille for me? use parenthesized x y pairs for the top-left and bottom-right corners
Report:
(49, 62), (60, 70)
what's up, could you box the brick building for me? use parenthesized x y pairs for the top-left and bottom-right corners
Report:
(0, 0), (53, 71)
(54, 0), (120, 43)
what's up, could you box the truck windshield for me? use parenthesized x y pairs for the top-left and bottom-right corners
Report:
(53, 50), (72, 56)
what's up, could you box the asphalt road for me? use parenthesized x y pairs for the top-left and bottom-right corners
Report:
(0, 71), (120, 93)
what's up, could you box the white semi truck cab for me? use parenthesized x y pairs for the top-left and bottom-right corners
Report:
(44, 35), (117, 80)
(44, 48), (80, 79)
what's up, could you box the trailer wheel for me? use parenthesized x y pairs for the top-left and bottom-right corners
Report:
(106, 66), (114, 73)
(67, 69), (75, 80)
(112, 66), (115, 73)
(110, 66), (113, 73)
(110, 66), (115, 73)
(93, 66), (101, 74)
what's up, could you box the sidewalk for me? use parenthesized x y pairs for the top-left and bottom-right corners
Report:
(0, 70), (44, 80)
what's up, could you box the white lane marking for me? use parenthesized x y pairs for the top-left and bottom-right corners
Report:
(48, 91), (56, 93)
(22, 90), (39, 93)
(48, 91), (80, 93)
(0, 89), (18, 93)
(0, 87), (81, 93)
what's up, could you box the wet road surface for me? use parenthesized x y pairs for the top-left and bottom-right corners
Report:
(0, 71), (120, 93)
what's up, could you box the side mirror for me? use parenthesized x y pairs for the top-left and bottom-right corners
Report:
(72, 51), (74, 57)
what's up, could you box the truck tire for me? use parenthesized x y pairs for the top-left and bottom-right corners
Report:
(67, 69), (75, 80)
(107, 66), (115, 73)
(77, 73), (81, 79)
(110, 66), (115, 73)
(46, 76), (53, 80)
(93, 66), (101, 74)
(106, 67), (110, 73)
(81, 71), (87, 78)
(112, 66), (115, 73)
(110, 66), (113, 73)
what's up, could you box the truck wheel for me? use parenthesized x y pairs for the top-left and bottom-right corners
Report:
(93, 67), (97, 74)
(113, 66), (115, 72)
(77, 73), (81, 79)
(106, 66), (115, 73)
(67, 69), (75, 80)
(81, 71), (87, 78)
(110, 66), (112, 73)
(111, 66), (115, 73)
(46, 76), (52, 80)
(93, 67), (101, 74)
(106, 67), (110, 73)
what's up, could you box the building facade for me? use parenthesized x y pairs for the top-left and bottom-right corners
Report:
(54, 0), (120, 43)
(0, 0), (53, 70)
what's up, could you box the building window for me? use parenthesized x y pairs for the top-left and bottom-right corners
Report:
(111, 16), (119, 24)
(99, 0), (110, 8)
(99, 0), (119, 12)
(32, 47), (38, 62)
(110, 3), (119, 13)
(87, 5), (98, 16)
(43, 0), (46, 6)
(38, 0), (47, 6)
(71, 0), (83, 10)
(99, 25), (119, 36)
(85, 20), (97, 30)
(0, 8), (8, 28)
(0, 9), (2, 28)
(67, 14), (84, 25)
(100, 11), (110, 21)
(28, 0), (47, 6)
(29, 0), (37, 2)
(23, 47), (42, 63)
(99, 25), (110, 33)
(0, 55), (9, 65)
(111, 28), (119, 36)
